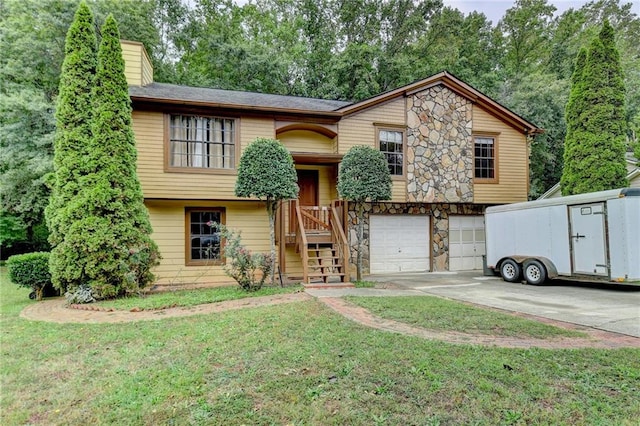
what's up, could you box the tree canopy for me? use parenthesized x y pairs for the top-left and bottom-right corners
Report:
(337, 145), (392, 281)
(560, 20), (628, 195)
(2, 0), (640, 254)
(235, 137), (298, 282)
(45, 0), (97, 254)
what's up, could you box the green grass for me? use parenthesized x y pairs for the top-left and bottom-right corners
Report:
(96, 285), (300, 311)
(353, 280), (376, 288)
(346, 296), (585, 339)
(2, 268), (639, 425)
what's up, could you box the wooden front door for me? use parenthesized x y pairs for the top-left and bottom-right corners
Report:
(290, 170), (319, 234)
(297, 170), (318, 206)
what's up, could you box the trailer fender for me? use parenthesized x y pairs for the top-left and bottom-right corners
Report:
(507, 256), (558, 280)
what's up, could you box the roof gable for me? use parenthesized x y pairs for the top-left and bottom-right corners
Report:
(336, 71), (540, 136)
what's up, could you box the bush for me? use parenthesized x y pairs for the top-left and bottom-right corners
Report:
(6, 252), (57, 300)
(210, 223), (272, 291)
(65, 285), (96, 304)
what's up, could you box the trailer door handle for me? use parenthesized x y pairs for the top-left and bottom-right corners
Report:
(572, 233), (585, 239)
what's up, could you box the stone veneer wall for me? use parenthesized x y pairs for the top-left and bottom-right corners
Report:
(347, 202), (486, 272)
(407, 85), (474, 203)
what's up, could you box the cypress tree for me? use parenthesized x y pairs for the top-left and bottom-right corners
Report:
(54, 15), (160, 299)
(560, 20), (628, 195)
(45, 1), (97, 291)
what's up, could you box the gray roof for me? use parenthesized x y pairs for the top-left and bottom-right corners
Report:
(129, 82), (351, 112)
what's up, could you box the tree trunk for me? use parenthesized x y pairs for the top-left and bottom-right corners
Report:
(266, 199), (277, 285)
(356, 202), (364, 282)
(35, 286), (44, 301)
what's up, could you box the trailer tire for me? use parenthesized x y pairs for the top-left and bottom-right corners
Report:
(524, 260), (547, 286)
(500, 259), (521, 283)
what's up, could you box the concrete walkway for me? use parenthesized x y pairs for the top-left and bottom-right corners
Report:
(19, 287), (640, 349)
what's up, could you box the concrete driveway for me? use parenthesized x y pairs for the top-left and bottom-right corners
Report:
(365, 271), (640, 338)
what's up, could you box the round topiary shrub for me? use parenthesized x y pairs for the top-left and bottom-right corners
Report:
(6, 252), (57, 300)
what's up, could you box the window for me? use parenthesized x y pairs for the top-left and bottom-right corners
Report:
(186, 208), (224, 264)
(170, 115), (235, 170)
(379, 129), (404, 176)
(474, 136), (496, 180)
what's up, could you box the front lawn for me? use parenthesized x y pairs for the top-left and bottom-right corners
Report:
(346, 296), (586, 339)
(2, 270), (639, 425)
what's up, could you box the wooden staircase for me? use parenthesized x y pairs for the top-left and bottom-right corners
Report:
(294, 205), (350, 284)
(306, 242), (346, 283)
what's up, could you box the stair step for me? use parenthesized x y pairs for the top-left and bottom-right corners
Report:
(307, 256), (340, 261)
(308, 264), (343, 270)
(307, 272), (345, 278)
(303, 282), (355, 289)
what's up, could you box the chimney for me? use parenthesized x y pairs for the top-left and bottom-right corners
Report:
(120, 40), (153, 86)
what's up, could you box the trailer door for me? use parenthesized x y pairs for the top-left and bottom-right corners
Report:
(569, 203), (608, 275)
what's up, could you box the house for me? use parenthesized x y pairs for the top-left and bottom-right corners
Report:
(121, 40), (541, 287)
(539, 153), (640, 200)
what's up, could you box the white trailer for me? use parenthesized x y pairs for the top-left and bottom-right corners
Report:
(485, 188), (640, 285)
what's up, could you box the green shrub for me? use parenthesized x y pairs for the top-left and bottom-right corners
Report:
(6, 252), (55, 300)
(211, 223), (272, 292)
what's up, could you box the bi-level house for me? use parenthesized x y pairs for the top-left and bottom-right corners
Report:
(122, 40), (541, 288)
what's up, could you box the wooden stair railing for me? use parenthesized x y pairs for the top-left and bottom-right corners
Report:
(329, 205), (350, 283)
(295, 203), (350, 284)
(294, 204), (310, 283)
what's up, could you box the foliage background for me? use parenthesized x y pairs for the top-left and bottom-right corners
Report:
(1, 0), (638, 253)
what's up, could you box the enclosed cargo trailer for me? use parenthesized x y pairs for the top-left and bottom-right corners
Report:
(485, 188), (640, 285)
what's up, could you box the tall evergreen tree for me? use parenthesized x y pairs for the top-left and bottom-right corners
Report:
(45, 0), (96, 247)
(45, 1), (96, 290)
(50, 14), (161, 299)
(560, 20), (628, 195)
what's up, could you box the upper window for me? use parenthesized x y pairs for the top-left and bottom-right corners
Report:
(169, 115), (235, 170)
(474, 136), (496, 180)
(379, 129), (404, 176)
(186, 208), (224, 265)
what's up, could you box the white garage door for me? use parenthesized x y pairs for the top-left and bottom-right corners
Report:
(369, 215), (430, 273)
(449, 215), (485, 271)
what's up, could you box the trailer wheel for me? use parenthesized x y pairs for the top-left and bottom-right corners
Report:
(524, 260), (547, 286)
(500, 259), (521, 283)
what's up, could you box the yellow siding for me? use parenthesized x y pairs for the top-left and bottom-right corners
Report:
(141, 48), (153, 86)
(391, 180), (406, 201)
(241, 117), (275, 150)
(121, 40), (153, 86)
(338, 98), (406, 202)
(338, 98), (406, 154)
(121, 41), (142, 86)
(133, 112), (274, 200)
(472, 106), (529, 203)
(279, 130), (335, 153)
(146, 200), (270, 287)
(284, 246), (304, 278)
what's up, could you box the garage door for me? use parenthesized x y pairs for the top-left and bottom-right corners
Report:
(369, 215), (430, 273)
(449, 215), (485, 271)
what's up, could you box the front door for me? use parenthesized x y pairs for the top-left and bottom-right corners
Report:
(290, 170), (319, 234)
(570, 203), (608, 275)
(297, 170), (318, 206)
